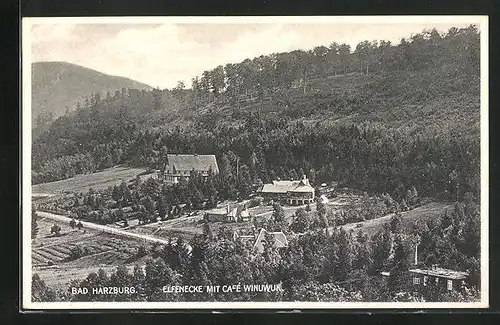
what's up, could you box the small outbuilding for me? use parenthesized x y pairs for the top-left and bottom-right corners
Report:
(409, 265), (469, 291)
(204, 203), (252, 223)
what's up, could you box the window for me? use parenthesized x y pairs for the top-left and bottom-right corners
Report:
(435, 277), (439, 285)
(413, 277), (420, 285)
(423, 276), (428, 286)
(447, 279), (453, 291)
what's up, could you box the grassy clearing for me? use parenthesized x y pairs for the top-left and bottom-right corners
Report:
(129, 214), (205, 241)
(326, 193), (362, 208)
(32, 166), (149, 195)
(154, 228), (201, 241)
(338, 201), (450, 237)
(248, 205), (273, 216)
(33, 218), (99, 250)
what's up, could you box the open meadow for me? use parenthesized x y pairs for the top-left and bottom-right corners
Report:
(32, 166), (149, 195)
(337, 201), (450, 237)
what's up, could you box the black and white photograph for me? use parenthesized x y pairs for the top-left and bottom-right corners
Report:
(22, 16), (489, 309)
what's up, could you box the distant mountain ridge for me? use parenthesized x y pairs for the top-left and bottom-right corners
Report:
(31, 61), (153, 119)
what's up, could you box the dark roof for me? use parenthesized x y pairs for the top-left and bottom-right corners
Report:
(166, 154), (219, 174)
(409, 267), (469, 280)
(253, 228), (288, 253)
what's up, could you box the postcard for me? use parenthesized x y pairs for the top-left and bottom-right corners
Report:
(22, 15), (489, 310)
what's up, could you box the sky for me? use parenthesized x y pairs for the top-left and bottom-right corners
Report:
(29, 18), (477, 89)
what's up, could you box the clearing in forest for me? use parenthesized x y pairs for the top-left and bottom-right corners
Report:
(337, 201), (450, 237)
(31, 166), (149, 195)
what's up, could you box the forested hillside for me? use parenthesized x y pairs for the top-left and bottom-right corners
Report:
(31, 61), (152, 139)
(32, 25), (481, 202)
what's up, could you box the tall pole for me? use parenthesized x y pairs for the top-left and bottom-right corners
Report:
(414, 243), (418, 266)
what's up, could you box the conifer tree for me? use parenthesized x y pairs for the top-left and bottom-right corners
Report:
(388, 235), (411, 293)
(271, 202), (287, 232)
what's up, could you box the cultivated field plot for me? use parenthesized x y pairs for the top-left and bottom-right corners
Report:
(338, 201), (450, 237)
(33, 232), (151, 288)
(33, 246), (71, 266)
(33, 218), (100, 249)
(33, 218), (148, 267)
(31, 166), (148, 195)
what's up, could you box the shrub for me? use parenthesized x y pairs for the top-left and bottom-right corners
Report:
(50, 224), (61, 236)
(68, 246), (85, 261)
(247, 197), (263, 208)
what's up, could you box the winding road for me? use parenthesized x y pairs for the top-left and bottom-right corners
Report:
(36, 211), (172, 245)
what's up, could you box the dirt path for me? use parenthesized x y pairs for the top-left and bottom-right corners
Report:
(37, 211), (173, 245)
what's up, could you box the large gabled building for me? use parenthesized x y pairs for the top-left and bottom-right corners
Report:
(159, 154), (219, 183)
(259, 175), (315, 205)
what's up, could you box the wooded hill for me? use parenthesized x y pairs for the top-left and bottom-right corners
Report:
(31, 61), (152, 139)
(32, 25), (481, 202)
